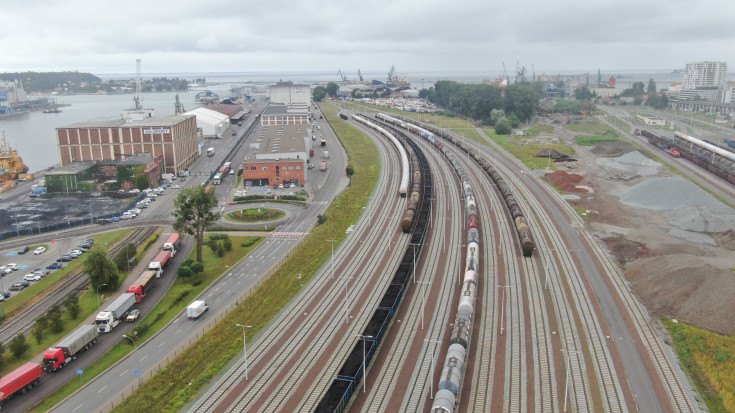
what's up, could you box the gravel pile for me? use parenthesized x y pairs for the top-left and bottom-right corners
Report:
(617, 176), (735, 232)
(597, 150), (662, 178)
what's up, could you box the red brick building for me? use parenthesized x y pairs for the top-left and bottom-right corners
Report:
(56, 115), (199, 175)
(241, 124), (309, 187)
(241, 160), (305, 187)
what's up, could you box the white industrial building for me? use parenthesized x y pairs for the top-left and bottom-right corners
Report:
(269, 84), (311, 105)
(183, 107), (230, 138)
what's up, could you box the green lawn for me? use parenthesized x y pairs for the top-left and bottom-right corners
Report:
(563, 121), (612, 134)
(574, 133), (619, 146)
(225, 208), (285, 223)
(483, 129), (576, 170)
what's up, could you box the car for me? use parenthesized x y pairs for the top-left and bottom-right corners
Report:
(77, 243), (93, 250)
(137, 202), (149, 208)
(4, 264), (19, 271)
(0, 291), (11, 299)
(32, 268), (50, 277)
(33, 246), (47, 255)
(71, 249), (85, 256)
(46, 263), (63, 269)
(143, 188), (153, 194)
(0, 267), (12, 275)
(109, 217), (121, 222)
(24, 274), (41, 282)
(290, 183), (295, 188)
(232, 130), (237, 136)
(97, 218), (110, 225)
(57, 255), (73, 262)
(17, 246), (30, 255)
(180, 177), (186, 182)
(147, 192), (158, 198)
(278, 184), (284, 189)
(81, 238), (95, 245)
(153, 188), (164, 194)
(122, 212), (134, 220)
(171, 185), (180, 189)
(229, 169), (235, 175)
(10, 282), (26, 291)
(129, 188), (141, 194)
(126, 309), (140, 322)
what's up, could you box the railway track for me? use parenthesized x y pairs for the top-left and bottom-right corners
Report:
(188, 129), (407, 412)
(0, 227), (156, 345)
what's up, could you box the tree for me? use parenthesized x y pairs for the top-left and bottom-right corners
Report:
(326, 82), (339, 97)
(173, 186), (222, 262)
(9, 333), (28, 358)
(114, 243), (137, 271)
(645, 93), (660, 108)
(47, 304), (64, 334)
(658, 94), (669, 109)
(0, 342), (5, 369)
(345, 165), (354, 177)
(222, 236), (232, 252)
(647, 78), (657, 95)
(494, 118), (511, 135)
(312, 86), (326, 102)
(574, 87), (593, 101)
(190, 261), (204, 279)
(490, 109), (506, 126)
(84, 248), (119, 290)
(33, 321), (45, 344)
(64, 293), (81, 320)
(177, 265), (192, 278)
(633, 95), (643, 105)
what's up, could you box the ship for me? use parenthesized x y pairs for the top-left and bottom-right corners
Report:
(0, 132), (29, 185)
(195, 90), (220, 104)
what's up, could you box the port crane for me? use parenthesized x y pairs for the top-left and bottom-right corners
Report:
(338, 69), (347, 82)
(358, 69), (364, 82)
(387, 65), (397, 84)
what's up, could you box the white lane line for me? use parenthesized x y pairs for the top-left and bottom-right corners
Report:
(72, 404), (85, 412)
(120, 369), (129, 377)
(141, 355), (149, 362)
(158, 341), (167, 348)
(175, 328), (182, 335)
(97, 385), (108, 394)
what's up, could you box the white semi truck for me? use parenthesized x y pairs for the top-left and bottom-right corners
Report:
(95, 292), (136, 333)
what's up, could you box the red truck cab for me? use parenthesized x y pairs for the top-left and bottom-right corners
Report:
(42, 348), (68, 371)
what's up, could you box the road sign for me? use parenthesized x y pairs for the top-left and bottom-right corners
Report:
(76, 369), (83, 375)
(135, 370), (142, 376)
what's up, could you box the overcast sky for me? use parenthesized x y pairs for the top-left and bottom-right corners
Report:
(3, 0), (733, 77)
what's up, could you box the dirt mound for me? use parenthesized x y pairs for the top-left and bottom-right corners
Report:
(545, 170), (587, 192)
(625, 255), (735, 335)
(714, 229), (735, 251)
(602, 235), (654, 264)
(590, 141), (635, 157)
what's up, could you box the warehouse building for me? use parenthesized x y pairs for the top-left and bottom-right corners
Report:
(269, 83), (311, 105)
(56, 115), (198, 175)
(260, 104), (310, 126)
(241, 124), (309, 187)
(183, 107), (231, 138)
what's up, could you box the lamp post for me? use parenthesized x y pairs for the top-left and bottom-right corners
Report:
(409, 243), (420, 284)
(236, 324), (253, 380)
(339, 275), (353, 324)
(327, 240), (337, 280)
(96, 283), (107, 311)
(562, 349), (581, 412)
(122, 334), (141, 385)
(355, 334), (374, 393)
(424, 339), (441, 399)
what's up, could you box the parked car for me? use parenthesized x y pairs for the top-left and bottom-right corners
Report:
(180, 177), (186, 182)
(57, 255), (73, 262)
(33, 246), (47, 255)
(76, 243), (93, 250)
(126, 309), (140, 322)
(17, 246), (29, 255)
(70, 249), (85, 257)
(0, 266), (12, 275)
(97, 218), (110, 225)
(0, 291), (11, 298)
(10, 282), (26, 291)
(109, 217), (121, 222)
(46, 263), (63, 269)
(171, 185), (180, 189)
(32, 268), (50, 277)
(24, 274), (41, 282)
(122, 212), (134, 220)
(4, 264), (19, 271)
(129, 188), (141, 194)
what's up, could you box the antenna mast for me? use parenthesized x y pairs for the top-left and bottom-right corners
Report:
(134, 59), (142, 110)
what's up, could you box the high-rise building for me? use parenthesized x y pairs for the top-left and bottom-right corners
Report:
(683, 61), (727, 89)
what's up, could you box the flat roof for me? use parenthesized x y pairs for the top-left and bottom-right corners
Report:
(257, 124), (307, 155)
(60, 115), (193, 129)
(262, 104), (309, 116)
(45, 161), (97, 175)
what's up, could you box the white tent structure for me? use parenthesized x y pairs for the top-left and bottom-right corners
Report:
(184, 107), (230, 138)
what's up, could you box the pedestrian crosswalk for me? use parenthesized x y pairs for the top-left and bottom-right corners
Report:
(270, 231), (305, 238)
(310, 200), (330, 206)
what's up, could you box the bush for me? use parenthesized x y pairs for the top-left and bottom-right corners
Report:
(223, 237), (232, 252)
(240, 237), (260, 247)
(64, 293), (81, 320)
(9, 334), (28, 358)
(494, 118), (511, 135)
(144, 234), (160, 252)
(317, 214), (327, 225)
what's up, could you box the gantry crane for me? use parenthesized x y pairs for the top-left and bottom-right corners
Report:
(338, 69), (347, 82)
(358, 69), (364, 82)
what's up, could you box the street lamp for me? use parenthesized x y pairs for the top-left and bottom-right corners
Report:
(327, 240), (337, 280)
(235, 324), (253, 380)
(122, 334), (141, 385)
(424, 339), (441, 399)
(96, 284), (107, 311)
(562, 349), (581, 412)
(498, 285), (512, 335)
(339, 275), (353, 324)
(355, 334), (374, 393)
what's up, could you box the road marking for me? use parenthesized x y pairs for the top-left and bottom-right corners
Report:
(158, 341), (167, 348)
(235, 281), (240, 286)
(141, 355), (149, 362)
(175, 329), (182, 335)
(72, 404), (85, 412)
(97, 385), (107, 394)
(120, 370), (128, 377)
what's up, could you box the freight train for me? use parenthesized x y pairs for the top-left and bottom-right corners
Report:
(315, 136), (433, 413)
(642, 129), (735, 185)
(376, 112), (535, 256)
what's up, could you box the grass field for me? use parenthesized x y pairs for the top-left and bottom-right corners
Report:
(663, 319), (735, 412)
(224, 208), (285, 223)
(573, 133), (619, 146)
(483, 128), (576, 170)
(29, 234), (264, 412)
(563, 121), (612, 134)
(107, 101), (380, 412)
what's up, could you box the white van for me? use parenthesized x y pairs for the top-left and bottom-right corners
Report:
(122, 211), (134, 220)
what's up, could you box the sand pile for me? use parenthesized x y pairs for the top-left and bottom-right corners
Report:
(597, 150), (662, 179)
(545, 170), (588, 192)
(626, 255), (735, 334)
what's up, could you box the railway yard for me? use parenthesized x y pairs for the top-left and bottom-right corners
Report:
(2, 99), (735, 412)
